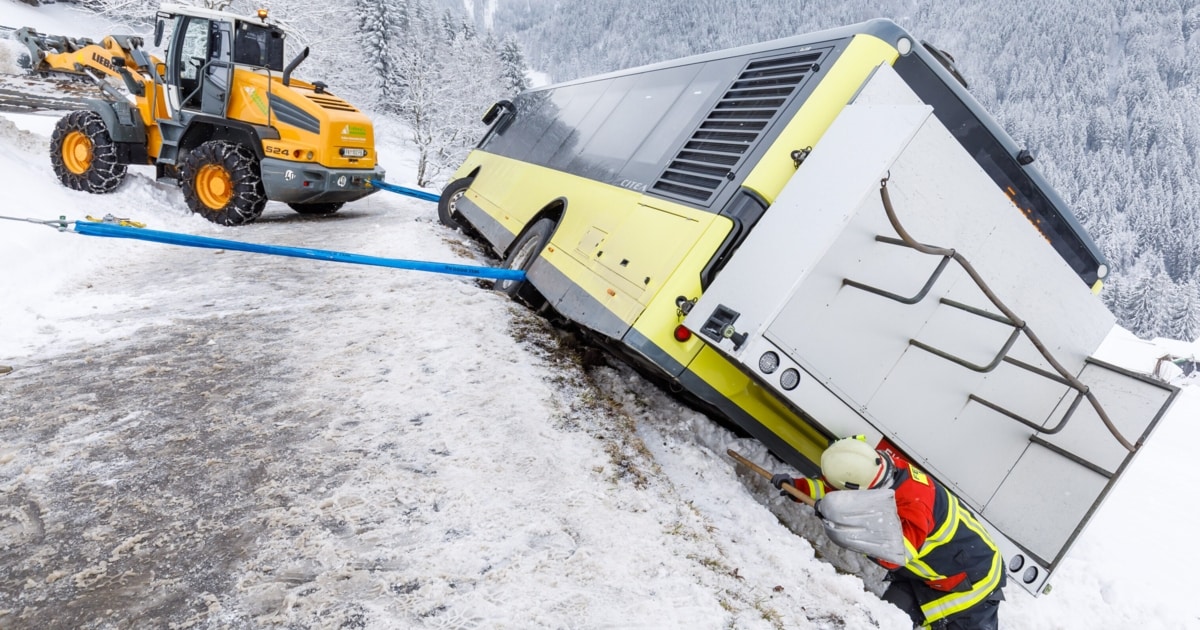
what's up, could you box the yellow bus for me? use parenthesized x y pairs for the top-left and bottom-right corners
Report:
(441, 19), (1173, 595)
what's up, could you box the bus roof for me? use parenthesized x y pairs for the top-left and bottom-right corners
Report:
(518, 18), (1107, 285)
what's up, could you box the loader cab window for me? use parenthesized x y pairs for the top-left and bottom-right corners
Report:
(233, 22), (285, 71)
(172, 16), (211, 108)
(169, 16), (233, 114)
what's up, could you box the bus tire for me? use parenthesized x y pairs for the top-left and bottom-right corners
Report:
(50, 110), (127, 194)
(437, 177), (473, 230)
(497, 217), (553, 308)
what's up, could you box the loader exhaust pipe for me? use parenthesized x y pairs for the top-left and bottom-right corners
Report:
(282, 46), (309, 87)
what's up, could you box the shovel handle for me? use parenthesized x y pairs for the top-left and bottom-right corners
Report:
(727, 448), (817, 507)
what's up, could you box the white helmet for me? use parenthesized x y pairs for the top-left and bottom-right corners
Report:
(821, 437), (893, 490)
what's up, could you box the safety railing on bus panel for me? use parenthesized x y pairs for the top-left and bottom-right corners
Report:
(839, 176), (1135, 453)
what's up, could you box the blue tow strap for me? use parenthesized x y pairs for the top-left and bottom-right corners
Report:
(72, 221), (525, 282)
(368, 179), (440, 203)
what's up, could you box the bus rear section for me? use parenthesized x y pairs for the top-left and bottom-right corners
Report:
(682, 61), (1177, 594)
(443, 19), (1176, 596)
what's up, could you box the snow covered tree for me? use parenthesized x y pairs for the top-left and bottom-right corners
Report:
(498, 35), (530, 93)
(355, 0), (405, 112)
(1120, 254), (1174, 339)
(1164, 278), (1200, 342)
(390, 0), (513, 185)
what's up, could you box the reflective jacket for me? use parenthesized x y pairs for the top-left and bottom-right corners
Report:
(794, 452), (1005, 625)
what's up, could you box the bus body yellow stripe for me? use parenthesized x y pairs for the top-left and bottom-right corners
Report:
(742, 34), (900, 204)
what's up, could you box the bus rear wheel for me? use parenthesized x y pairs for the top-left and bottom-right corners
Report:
(497, 217), (553, 308)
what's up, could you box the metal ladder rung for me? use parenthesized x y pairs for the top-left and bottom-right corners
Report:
(968, 388), (1086, 437)
(842, 236), (952, 305)
(837, 177), (1136, 452)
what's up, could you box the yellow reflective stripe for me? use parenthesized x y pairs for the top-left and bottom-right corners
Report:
(906, 489), (961, 581)
(904, 550), (942, 580)
(808, 479), (827, 499)
(919, 505), (1004, 623)
(902, 538), (939, 577)
(920, 544), (1003, 623)
(922, 491), (960, 549)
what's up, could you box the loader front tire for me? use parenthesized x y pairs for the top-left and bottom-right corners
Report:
(50, 110), (127, 194)
(180, 141), (266, 226)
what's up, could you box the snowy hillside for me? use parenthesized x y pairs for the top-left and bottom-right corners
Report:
(2, 2), (1200, 629)
(0, 110), (913, 629)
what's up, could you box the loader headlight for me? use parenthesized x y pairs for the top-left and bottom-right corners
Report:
(340, 147), (368, 158)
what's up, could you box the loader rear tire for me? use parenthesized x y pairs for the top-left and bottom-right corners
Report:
(180, 140), (266, 226)
(50, 110), (127, 194)
(288, 202), (344, 215)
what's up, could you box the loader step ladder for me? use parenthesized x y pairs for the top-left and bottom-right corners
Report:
(155, 118), (185, 169)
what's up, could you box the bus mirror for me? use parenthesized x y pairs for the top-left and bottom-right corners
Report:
(482, 99), (513, 125)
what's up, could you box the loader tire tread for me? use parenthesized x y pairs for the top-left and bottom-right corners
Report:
(49, 110), (127, 194)
(179, 140), (266, 226)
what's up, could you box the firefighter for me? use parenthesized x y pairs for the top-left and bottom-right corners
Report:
(771, 436), (1006, 629)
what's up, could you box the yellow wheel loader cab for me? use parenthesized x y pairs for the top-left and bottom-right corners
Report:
(18, 3), (384, 224)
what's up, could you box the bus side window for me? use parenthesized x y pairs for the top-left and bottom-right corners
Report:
(558, 75), (634, 170)
(620, 60), (735, 193)
(572, 65), (701, 182)
(527, 80), (609, 166)
(484, 90), (559, 161)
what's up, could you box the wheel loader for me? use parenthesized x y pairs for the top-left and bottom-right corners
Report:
(15, 3), (384, 225)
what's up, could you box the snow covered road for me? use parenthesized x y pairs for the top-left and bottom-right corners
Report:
(0, 114), (909, 628)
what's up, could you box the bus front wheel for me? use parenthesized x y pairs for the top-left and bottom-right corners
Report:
(497, 217), (553, 308)
(437, 177), (473, 230)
